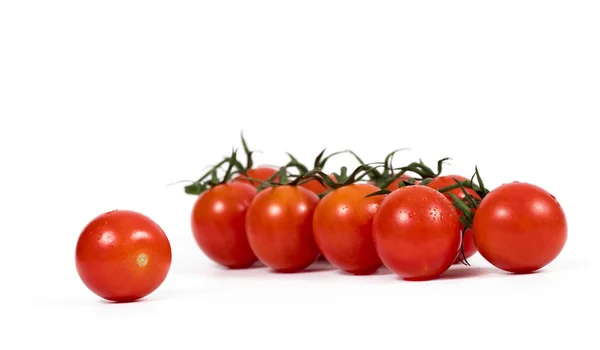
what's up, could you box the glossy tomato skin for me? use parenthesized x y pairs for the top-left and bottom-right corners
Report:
(191, 182), (258, 269)
(75, 210), (172, 302)
(472, 182), (567, 274)
(373, 186), (461, 280)
(246, 186), (320, 272)
(233, 166), (279, 188)
(427, 175), (480, 264)
(313, 183), (384, 275)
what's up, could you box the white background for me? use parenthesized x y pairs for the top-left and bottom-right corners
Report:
(1, 1), (599, 349)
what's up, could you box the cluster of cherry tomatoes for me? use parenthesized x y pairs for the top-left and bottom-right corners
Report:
(75, 135), (568, 302)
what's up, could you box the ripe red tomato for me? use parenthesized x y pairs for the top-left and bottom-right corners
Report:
(373, 186), (461, 280)
(75, 210), (172, 302)
(313, 183), (384, 275)
(426, 175), (481, 264)
(191, 182), (258, 269)
(245, 185), (320, 272)
(472, 182), (567, 273)
(232, 166), (279, 188)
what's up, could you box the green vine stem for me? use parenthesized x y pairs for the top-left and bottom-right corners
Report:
(253, 159), (326, 191)
(443, 167), (490, 266)
(285, 148), (354, 175)
(184, 149), (243, 195)
(350, 150), (450, 190)
(394, 157), (451, 180)
(363, 157), (450, 197)
(348, 149), (396, 188)
(231, 132), (266, 175)
(347, 150), (405, 187)
(306, 163), (385, 197)
(437, 167), (490, 199)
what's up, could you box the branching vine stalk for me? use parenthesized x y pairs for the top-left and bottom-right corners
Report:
(184, 149), (244, 195)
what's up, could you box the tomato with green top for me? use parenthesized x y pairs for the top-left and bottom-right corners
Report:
(246, 185), (320, 272)
(373, 186), (461, 280)
(313, 183), (384, 275)
(427, 174), (480, 263)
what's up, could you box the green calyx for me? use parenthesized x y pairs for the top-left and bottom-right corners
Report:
(438, 166), (490, 201)
(184, 149), (242, 195)
(348, 149), (410, 188)
(442, 167), (490, 267)
(235, 131), (263, 174)
(313, 163), (384, 192)
(254, 159), (321, 191)
(350, 149), (449, 190)
(285, 148), (352, 174)
(394, 157), (451, 181)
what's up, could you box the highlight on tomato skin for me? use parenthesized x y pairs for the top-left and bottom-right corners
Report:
(312, 183), (384, 275)
(245, 185), (321, 273)
(426, 174), (481, 264)
(191, 181), (258, 269)
(472, 182), (567, 274)
(372, 186), (462, 281)
(75, 210), (172, 303)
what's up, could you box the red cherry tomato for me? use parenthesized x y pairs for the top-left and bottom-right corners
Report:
(191, 182), (258, 269)
(75, 210), (172, 302)
(373, 186), (461, 280)
(427, 175), (481, 264)
(313, 183), (384, 275)
(472, 182), (567, 273)
(246, 185), (320, 272)
(232, 166), (279, 188)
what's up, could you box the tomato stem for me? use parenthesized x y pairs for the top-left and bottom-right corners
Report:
(310, 162), (385, 196)
(184, 149), (244, 195)
(286, 148), (356, 176)
(394, 157), (451, 180)
(240, 132), (254, 171)
(443, 167), (492, 266)
(437, 168), (489, 199)
(456, 238), (471, 266)
(349, 149), (414, 188)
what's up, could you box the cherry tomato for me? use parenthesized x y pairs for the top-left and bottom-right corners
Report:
(246, 185), (320, 272)
(472, 182), (567, 274)
(75, 210), (172, 302)
(313, 183), (384, 275)
(191, 182), (258, 269)
(427, 175), (481, 264)
(233, 166), (279, 188)
(373, 186), (461, 280)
